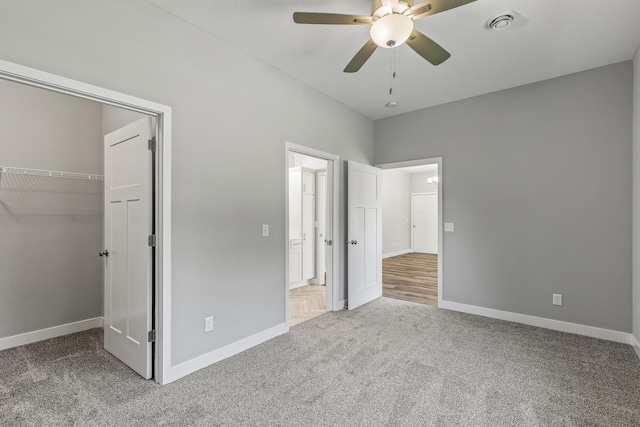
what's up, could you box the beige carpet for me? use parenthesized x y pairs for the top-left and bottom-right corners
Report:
(2, 297), (640, 426)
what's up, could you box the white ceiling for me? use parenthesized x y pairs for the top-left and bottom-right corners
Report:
(146, 0), (640, 120)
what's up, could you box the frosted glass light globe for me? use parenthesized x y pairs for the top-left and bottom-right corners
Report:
(370, 14), (414, 48)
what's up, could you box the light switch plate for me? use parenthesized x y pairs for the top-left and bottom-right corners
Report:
(553, 294), (563, 306)
(262, 224), (269, 237)
(444, 223), (455, 232)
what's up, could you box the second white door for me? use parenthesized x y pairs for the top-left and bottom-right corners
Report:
(412, 193), (438, 254)
(347, 161), (382, 310)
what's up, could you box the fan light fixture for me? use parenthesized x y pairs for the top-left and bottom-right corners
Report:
(370, 14), (414, 48)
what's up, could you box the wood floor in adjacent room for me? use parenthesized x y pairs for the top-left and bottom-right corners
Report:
(289, 284), (326, 327)
(383, 252), (438, 306)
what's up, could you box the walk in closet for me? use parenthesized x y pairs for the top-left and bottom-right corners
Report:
(0, 77), (147, 349)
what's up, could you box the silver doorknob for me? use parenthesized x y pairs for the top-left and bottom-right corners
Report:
(99, 249), (109, 257)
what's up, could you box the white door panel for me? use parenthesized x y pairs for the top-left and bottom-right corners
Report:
(413, 194), (438, 254)
(317, 172), (327, 284)
(288, 168), (302, 240)
(289, 241), (302, 284)
(347, 161), (382, 309)
(104, 117), (153, 379)
(302, 193), (315, 280)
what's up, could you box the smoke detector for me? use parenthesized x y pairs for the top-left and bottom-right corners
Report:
(487, 13), (514, 30)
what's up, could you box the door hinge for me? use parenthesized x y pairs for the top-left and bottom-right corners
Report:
(148, 330), (156, 343)
(148, 137), (156, 152)
(148, 234), (156, 247)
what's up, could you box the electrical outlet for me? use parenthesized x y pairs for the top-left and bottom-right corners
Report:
(553, 294), (562, 306)
(204, 316), (214, 332)
(444, 223), (455, 232)
(262, 224), (269, 237)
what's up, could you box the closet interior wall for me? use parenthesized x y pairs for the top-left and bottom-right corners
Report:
(0, 79), (104, 339)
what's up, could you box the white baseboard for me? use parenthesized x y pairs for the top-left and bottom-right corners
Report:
(164, 322), (287, 384)
(289, 280), (312, 290)
(630, 334), (640, 359)
(0, 317), (104, 351)
(439, 300), (633, 345)
(382, 249), (411, 259)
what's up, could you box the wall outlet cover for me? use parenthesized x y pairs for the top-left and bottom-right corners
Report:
(204, 316), (214, 332)
(444, 223), (455, 232)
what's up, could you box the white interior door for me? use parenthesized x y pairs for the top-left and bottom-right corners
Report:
(347, 161), (382, 309)
(413, 194), (438, 254)
(103, 117), (153, 379)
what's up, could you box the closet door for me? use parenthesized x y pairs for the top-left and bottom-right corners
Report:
(103, 117), (153, 379)
(302, 170), (315, 195)
(289, 168), (302, 284)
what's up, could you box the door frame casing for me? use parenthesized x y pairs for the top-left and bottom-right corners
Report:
(284, 142), (340, 329)
(316, 170), (328, 285)
(0, 59), (172, 384)
(411, 192), (438, 254)
(377, 157), (443, 307)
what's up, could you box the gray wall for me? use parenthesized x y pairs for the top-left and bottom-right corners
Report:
(382, 169), (411, 256)
(633, 47), (640, 343)
(0, 79), (103, 338)
(0, 0), (374, 365)
(375, 62), (633, 332)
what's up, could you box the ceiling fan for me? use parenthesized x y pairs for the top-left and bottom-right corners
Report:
(293, 0), (476, 73)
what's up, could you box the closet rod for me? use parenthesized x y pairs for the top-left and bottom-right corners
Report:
(0, 166), (103, 181)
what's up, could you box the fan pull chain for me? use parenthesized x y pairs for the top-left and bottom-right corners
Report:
(389, 49), (397, 96)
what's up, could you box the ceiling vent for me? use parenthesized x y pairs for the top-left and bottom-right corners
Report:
(487, 14), (514, 30)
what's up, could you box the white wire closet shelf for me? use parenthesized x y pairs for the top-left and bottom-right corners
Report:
(0, 165), (103, 216)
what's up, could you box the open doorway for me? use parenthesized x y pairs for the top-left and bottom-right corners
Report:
(285, 144), (339, 328)
(288, 152), (328, 326)
(0, 59), (171, 383)
(380, 162), (440, 306)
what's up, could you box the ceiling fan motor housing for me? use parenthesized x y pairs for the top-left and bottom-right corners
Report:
(371, 0), (413, 18)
